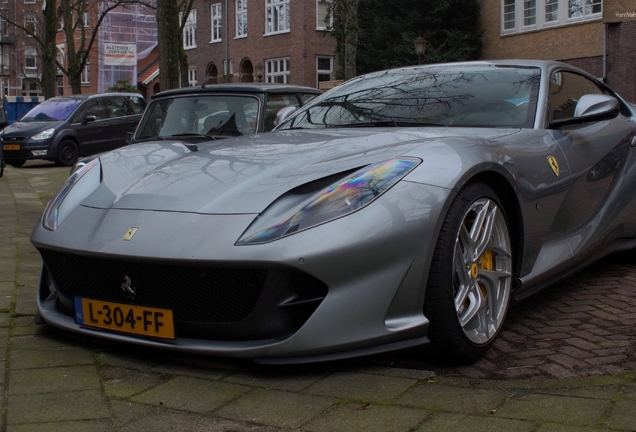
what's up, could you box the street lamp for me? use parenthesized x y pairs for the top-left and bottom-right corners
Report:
(414, 36), (427, 65)
(254, 63), (264, 83)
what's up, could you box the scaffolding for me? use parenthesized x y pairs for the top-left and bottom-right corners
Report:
(97, 1), (158, 93)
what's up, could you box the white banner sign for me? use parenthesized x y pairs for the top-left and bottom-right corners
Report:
(104, 44), (137, 66)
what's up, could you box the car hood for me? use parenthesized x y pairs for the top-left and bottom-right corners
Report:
(2, 120), (64, 137)
(82, 128), (514, 214)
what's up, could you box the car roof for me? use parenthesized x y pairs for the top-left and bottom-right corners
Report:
(151, 83), (322, 100)
(44, 93), (145, 102)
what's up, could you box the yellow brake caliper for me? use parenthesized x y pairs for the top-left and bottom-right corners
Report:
(478, 250), (493, 299)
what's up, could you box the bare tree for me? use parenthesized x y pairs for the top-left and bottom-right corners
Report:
(156, 0), (194, 91)
(2, 0), (154, 95)
(330, 0), (360, 80)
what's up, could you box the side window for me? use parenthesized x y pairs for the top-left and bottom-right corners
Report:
(301, 93), (318, 105)
(264, 94), (299, 131)
(127, 96), (146, 114)
(549, 71), (602, 121)
(82, 99), (108, 121)
(103, 96), (127, 117)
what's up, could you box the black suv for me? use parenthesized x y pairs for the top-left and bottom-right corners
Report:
(131, 83), (320, 143)
(0, 93), (145, 167)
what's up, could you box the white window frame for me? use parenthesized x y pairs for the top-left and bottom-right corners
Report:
(223, 59), (234, 76)
(24, 0), (36, 4)
(211, 3), (222, 43)
(188, 68), (197, 86)
(501, 0), (602, 35)
(25, 14), (36, 36)
(25, 46), (37, 70)
(81, 64), (90, 85)
(81, 12), (90, 29)
(316, 56), (333, 86)
(265, 57), (290, 83)
(265, 0), (290, 35)
(316, 0), (332, 30)
(236, 0), (247, 38)
(182, 10), (197, 49)
(0, 45), (8, 72)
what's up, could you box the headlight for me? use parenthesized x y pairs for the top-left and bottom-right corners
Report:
(32, 128), (56, 141)
(43, 158), (101, 231)
(237, 158), (421, 245)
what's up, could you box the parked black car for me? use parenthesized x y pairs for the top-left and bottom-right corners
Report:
(131, 83), (320, 143)
(0, 93), (146, 167)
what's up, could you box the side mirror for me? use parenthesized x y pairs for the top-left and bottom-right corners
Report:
(549, 94), (619, 128)
(82, 115), (97, 125)
(126, 131), (134, 144)
(274, 106), (298, 128)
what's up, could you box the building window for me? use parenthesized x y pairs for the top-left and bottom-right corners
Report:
(57, 76), (64, 96)
(25, 14), (36, 35)
(188, 68), (197, 86)
(211, 3), (222, 43)
(0, 45), (8, 72)
(22, 79), (39, 96)
(316, 56), (333, 86)
(501, 0), (602, 34)
(266, 0), (290, 35)
(24, 0), (36, 4)
(81, 53), (90, 85)
(81, 12), (90, 29)
(236, 0), (247, 37)
(0, 17), (7, 36)
(316, 0), (332, 30)
(183, 10), (197, 49)
(266, 57), (290, 83)
(545, 0), (559, 21)
(223, 59), (234, 77)
(25, 46), (37, 71)
(524, 0), (536, 25)
(503, 0), (516, 29)
(568, 0), (601, 18)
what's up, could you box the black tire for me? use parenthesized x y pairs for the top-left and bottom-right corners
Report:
(8, 159), (26, 168)
(55, 140), (79, 167)
(425, 182), (513, 361)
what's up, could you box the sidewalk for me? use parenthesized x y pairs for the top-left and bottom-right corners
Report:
(1, 161), (635, 432)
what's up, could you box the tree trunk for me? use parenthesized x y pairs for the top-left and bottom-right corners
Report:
(157, 0), (181, 91)
(41, 0), (58, 98)
(343, 0), (359, 80)
(179, 46), (189, 87)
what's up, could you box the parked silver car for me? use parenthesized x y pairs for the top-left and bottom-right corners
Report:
(31, 60), (636, 363)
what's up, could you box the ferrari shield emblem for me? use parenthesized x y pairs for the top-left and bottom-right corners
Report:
(547, 156), (559, 177)
(123, 227), (138, 241)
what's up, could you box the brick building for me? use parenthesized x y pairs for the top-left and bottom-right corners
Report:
(181, 0), (337, 88)
(479, 0), (636, 102)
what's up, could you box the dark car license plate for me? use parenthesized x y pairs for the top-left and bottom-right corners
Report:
(74, 297), (175, 339)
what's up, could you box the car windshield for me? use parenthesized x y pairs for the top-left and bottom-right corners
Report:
(20, 98), (84, 122)
(278, 66), (541, 130)
(135, 95), (260, 140)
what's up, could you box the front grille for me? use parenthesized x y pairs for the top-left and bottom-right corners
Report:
(1, 136), (27, 143)
(40, 249), (268, 323)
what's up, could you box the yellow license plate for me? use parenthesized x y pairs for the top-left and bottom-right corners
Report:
(3, 144), (20, 151)
(74, 297), (175, 339)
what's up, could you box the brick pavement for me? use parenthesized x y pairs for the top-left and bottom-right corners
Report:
(1, 161), (635, 431)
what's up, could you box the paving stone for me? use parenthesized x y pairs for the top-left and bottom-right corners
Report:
(101, 365), (169, 398)
(10, 348), (95, 369)
(110, 400), (281, 432)
(306, 371), (416, 403)
(131, 376), (250, 413)
(396, 383), (510, 415)
(9, 365), (101, 395)
(303, 402), (429, 432)
(494, 393), (609, 425)
(416, 412), (535, 432)
(7, 390), (110, 424)
(223, 368), (329, 391)
(8, 420), (114, 432)
(215, 388), (335, 429)
(535, 424), (616, 432)
(602, 399), (636, 430)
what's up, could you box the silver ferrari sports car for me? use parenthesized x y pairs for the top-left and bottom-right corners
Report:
(32, 60), (636, 363)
